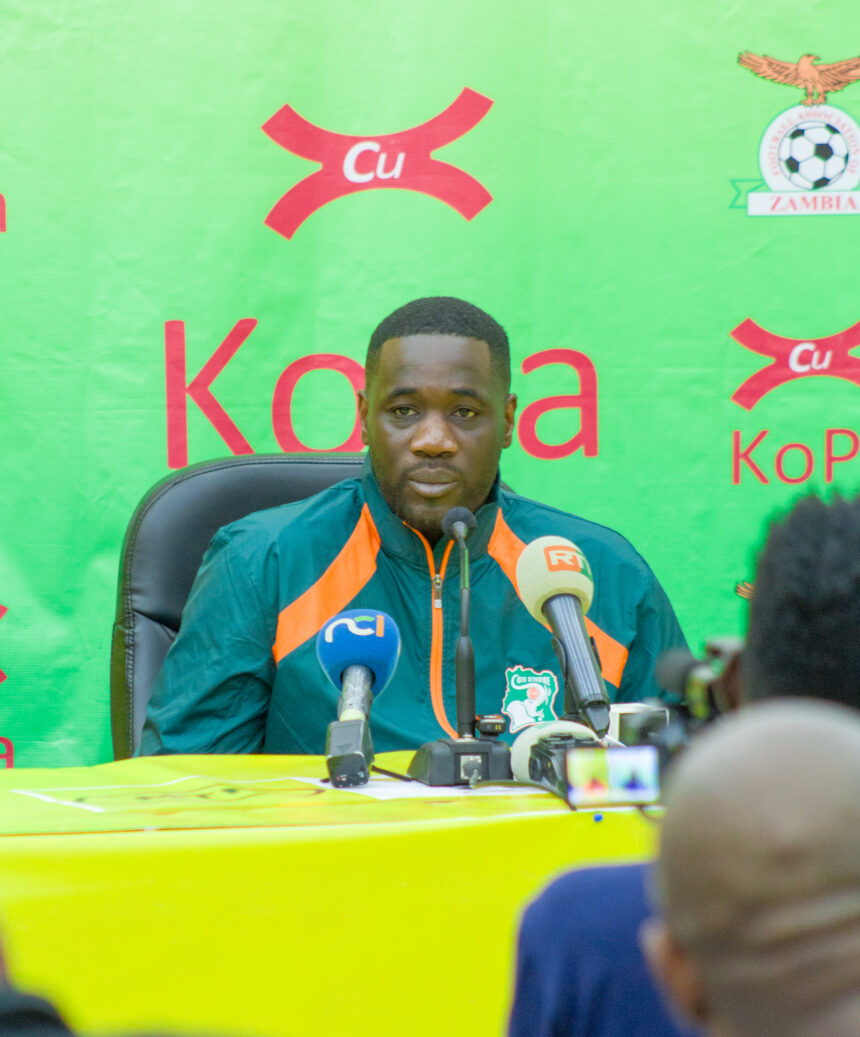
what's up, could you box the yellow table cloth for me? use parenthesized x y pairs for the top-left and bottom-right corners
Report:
(0, 753), (659, 1036)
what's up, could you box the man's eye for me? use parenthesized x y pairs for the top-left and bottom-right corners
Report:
(391, 406), (415, 417)
(454, 407), (478, 419)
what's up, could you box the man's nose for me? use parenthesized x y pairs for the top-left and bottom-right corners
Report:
(410, 412), (457, 455)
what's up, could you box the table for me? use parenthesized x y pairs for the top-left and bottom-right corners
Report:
(0, 753), (659, 1036)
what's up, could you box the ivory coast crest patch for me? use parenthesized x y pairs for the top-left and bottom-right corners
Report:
(502, 666), (559, 732)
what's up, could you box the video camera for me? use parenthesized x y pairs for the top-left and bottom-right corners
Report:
(623, 637), (744, 770)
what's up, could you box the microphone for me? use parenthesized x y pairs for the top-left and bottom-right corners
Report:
(515, 536), (611, 737)
(407, 506), (512, 785)
(316, 609), (400, 787)
(441, 506), (478, 739)
(441, 507), (477, 545)
(511, 719), (601, 798)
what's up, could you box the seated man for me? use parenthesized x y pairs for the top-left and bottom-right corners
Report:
(140, 296), (685, 755)
(642, 700), (860, 1037)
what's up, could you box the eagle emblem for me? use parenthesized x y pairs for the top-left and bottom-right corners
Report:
(738, 52), (860, 107)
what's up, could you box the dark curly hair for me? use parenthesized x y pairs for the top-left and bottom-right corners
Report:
(743, 493), (860, 709)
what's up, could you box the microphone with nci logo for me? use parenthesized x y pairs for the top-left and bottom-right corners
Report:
(317, 609), (400, 787)
(515, 536), (611, 738)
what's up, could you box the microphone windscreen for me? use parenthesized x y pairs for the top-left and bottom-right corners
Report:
(510, 719), (600, 782)
(316, 609), (401, 693)
(441, 507), (477, 540)
(515, 536), (595, 623)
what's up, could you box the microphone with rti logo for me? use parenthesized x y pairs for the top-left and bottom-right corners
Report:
(515, 536), (611, 738)
(317, 609), (400, 787)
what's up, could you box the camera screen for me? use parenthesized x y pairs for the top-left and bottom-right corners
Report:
(566, 745), (661, 808)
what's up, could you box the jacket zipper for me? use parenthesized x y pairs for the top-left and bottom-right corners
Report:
(408, 525), (457, 739)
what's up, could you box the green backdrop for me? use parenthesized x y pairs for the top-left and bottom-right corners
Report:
(2, 1), (859, 766)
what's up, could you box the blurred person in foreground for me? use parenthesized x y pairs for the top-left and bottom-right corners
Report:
(0, 937), (72, 1035)
(742, 492), (860, 709)
(509, 491), (860, 1037)
(642, 699), (860, 1037)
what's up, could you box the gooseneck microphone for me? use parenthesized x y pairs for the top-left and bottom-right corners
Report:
(317, 609), (401, 787)
(441, 506), (478, 739)
(407, 507), (512, 785)
(515, 536), (611, 738)
(441, 506), (477, 546)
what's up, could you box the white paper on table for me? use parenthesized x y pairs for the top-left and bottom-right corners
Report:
(293, 775), (547, 800)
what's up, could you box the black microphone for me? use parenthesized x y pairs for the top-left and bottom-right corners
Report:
(515, 536), (611, 738)
(407, 507), (511, 784)
(441, 507), (477, 546)
(441, 507), (477, 738)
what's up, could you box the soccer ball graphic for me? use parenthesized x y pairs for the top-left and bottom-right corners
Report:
(777, 121), (849, 190)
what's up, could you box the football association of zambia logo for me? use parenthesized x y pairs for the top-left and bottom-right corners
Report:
(502, 666), (559, 733)
(732, 51), (860, 215)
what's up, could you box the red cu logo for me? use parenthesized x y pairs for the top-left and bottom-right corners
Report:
(544, 546), (582, 572)
(731, 318), (860, 409)
(262, 88), (493, 238)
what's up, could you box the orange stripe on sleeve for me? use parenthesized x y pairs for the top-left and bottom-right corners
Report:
(272, 504), (381, 664)
(487, 510), (525, 593)
(487, 511), (629, 688)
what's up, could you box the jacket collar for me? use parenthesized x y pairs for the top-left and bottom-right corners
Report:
(361, 455), (500, 567)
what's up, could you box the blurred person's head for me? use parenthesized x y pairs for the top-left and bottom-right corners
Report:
(642, 700), (860, 1037)
(742, 493), (860, 708)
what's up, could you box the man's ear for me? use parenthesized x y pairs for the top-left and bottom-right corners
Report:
(357, 390), (370, 446)
(640, 917), (711, 1026)
(502, 393), (517, 448)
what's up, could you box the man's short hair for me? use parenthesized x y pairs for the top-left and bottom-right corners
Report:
(654, 700), (860, 1037)
(365, 296), (511, 390)
(742, 493), (860, 708)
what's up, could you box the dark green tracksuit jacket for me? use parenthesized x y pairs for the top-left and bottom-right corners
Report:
(139, 464), (686, 755)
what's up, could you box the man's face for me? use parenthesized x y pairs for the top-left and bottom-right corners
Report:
(359, 334), (516, 543)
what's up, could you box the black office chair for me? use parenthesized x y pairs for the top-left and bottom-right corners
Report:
(110, 453), (365, 759)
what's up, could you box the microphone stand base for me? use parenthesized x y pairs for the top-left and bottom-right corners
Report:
(407, 737), (512, 786)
